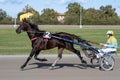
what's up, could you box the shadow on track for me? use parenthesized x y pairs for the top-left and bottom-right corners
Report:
(21, 62), (100, 71)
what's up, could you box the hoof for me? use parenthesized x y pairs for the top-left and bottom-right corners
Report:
(110, 68), (113, 71)
(99, 67), (103, 70)
(82, 60), (87, 64)
(49, 66), (54, 70)
(21, 66), (24, 69)
(41, 58), (48, 61)
(20, 64), (26, 70)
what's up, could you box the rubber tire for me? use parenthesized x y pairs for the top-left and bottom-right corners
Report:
(100, 55), (115, 71)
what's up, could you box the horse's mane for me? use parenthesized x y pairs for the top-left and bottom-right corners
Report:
(28, 22), (45, 33)
(28, 23), (40, 31)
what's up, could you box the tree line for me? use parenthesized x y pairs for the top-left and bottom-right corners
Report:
(0, 2), (120, 25)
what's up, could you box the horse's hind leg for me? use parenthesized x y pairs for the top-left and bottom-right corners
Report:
(68, 45), (87, 64)
(50, 48), (64, 70)
(74, 49), (87, 64)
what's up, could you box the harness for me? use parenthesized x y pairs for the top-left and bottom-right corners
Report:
(31, 37), (38, 41)
(29, 31), (52, 49)
(43, 32), (52, 39)
(43, 32), (52, 49)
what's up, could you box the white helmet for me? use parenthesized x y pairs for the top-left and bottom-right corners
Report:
(106, 30), (114, 35)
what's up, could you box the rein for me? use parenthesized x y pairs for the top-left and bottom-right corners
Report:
(25, 30), (101, 45)
(87, 40), (100, 45)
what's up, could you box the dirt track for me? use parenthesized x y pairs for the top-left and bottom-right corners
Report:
(0, 54), (120, 80)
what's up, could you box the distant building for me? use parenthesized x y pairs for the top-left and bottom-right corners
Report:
(20, 12), (33, 21)
(57, 13), (65, 23)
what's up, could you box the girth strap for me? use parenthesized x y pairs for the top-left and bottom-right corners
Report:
(44, 38), (49, 49)
(31, 37), (37, 41)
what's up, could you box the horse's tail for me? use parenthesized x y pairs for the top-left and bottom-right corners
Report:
(55, 32), (91, 45)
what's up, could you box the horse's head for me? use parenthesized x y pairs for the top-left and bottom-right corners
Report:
(16, 20), (30, 34)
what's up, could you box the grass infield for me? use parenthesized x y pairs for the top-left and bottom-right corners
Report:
(0, 25), (119, 55)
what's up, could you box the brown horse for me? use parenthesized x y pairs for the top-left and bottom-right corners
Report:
(16, 20), (90, 70)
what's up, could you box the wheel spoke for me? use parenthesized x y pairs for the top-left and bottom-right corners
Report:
(100, 55), (115, 71)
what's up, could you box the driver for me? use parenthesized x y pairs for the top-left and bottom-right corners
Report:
(99, 30), (118, 56)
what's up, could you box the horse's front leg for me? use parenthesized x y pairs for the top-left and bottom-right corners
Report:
(21, 48), (36, 69)
(34, 50), (48, 61)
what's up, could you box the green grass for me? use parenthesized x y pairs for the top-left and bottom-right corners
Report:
(0, 26), (120, 55)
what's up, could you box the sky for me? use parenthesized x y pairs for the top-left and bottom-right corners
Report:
(0, 0), (120, 18)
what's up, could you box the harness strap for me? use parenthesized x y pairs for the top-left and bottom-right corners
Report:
(43, 38), (49, 49)
(31, 37), (37, 41)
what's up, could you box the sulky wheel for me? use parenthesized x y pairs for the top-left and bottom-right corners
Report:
(83, 49), (96, 59)
(100, 54), (115, 71)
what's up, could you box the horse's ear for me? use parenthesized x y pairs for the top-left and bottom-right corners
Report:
(22, 18), (27, 22)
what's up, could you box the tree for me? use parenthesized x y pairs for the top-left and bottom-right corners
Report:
(40, 8), (59, 24)
(17, 5), (40, 24)
(99, 5), (119, 24)
(100, 5), (117, 19)
(65, 2), (81, 25)
(0, 9), (7, 21)
(0, 16), (12, 24)
(82, 5), (120, 25)
(83, 8), (102, 25)
(0, 9), (13, 24)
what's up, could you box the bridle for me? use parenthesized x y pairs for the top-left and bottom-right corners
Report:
(25, 30), (44, 41)
(19, 22), (44, 41)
